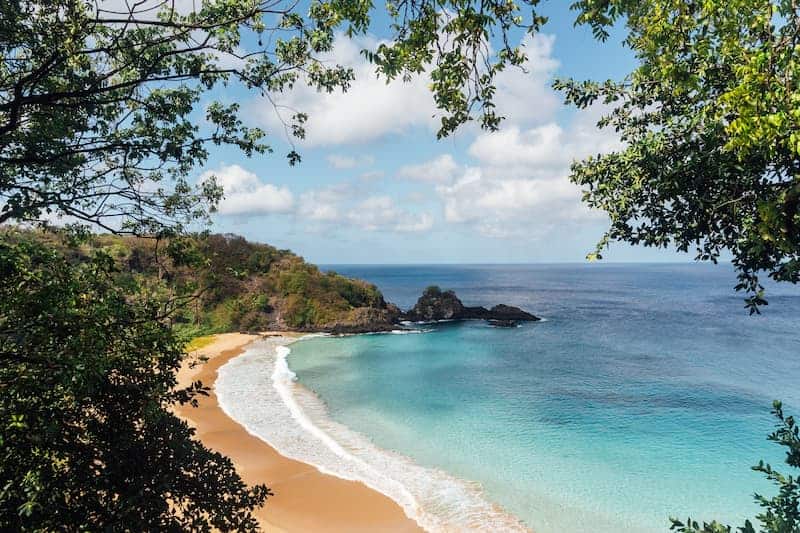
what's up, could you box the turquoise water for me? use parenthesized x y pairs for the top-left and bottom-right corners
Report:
(288, 264), (800, 532)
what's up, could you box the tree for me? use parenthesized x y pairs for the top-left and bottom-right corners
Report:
(0, 234), (271, 530)
(1, 0), (545, 234)
(557, 0), (800, 312)
(669, 402), (800, 533)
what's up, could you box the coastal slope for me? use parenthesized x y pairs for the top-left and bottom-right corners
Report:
(13, 230), (539, 333)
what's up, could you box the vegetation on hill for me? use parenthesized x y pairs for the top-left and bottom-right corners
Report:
(3, 229), (398, 336)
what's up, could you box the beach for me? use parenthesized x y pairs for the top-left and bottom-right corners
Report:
(174, 332), (423, 533)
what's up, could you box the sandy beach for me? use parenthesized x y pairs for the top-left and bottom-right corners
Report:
(175, 332), (423, 533)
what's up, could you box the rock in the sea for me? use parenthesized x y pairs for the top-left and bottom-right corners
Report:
(402, 286), (539, 323)
(487, 304), (539, 321)
(402, 286), (465, 321)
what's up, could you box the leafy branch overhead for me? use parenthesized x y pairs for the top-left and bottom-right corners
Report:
(558, 0), (800, 312)
(0, 0), (544, 234)
(0, 236), (272, 530)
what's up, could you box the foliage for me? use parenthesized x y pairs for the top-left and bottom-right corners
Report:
(0, 236), (270, 531)
(557, 0), (800, 312)
(185, 233), (389, 331)
(669, 401), (800, 533)
(5, 229), (392, 333)
(1, 0), (546, 233)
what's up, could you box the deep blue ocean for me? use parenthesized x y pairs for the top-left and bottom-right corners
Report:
(287, 264), (800, 532)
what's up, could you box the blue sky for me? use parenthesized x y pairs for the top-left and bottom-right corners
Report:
(198, 3), (692, 265)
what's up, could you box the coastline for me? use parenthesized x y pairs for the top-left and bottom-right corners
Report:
(174, 332), (424, 533)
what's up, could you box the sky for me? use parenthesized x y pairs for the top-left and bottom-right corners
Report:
(198, 3), (692, 265)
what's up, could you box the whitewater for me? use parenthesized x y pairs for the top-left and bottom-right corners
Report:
(215, 335), (529, 533)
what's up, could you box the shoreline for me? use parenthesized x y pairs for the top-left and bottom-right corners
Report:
(174, 332), (424, 533)
(212, 331), (532, 533)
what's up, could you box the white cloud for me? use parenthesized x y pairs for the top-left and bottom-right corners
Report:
(347, 195), (434, 232)
(202, 164), (294, 216)
(492, 34), (561, 126)
(246, 29), (563, 147)
(298, 186), (349, 222)
(436, 167), (592, 234)
(250, 35), (438, 147)
(398, 154), (460, 183)
(431, 105), (620, 237)
(359, 170), (385, 181)
(468, 123), (566, 171)
(296, 186), (434, 233)
(217, 30), (621, 242)
(205, 172), (435, 234)
(98, 0), (198, 16)
(468, 105), (623, 177)
(327, 154), (375, 169)
(396, 213), (435, 233)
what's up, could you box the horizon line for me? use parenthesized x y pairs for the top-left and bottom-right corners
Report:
(317, 260), (714, 266)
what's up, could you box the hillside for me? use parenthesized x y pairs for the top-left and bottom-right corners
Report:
(5, 230), (400, 335)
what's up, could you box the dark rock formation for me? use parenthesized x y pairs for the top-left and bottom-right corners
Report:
(401, 286), (539, 323)
(402, 286), (465, 321)
(487, 319), (518, 328)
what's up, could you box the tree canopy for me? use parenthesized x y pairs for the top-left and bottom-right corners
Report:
(559, 0), (800, 311)
(1, 0), (545, 233)
(0, 235), (270, 530)
(3, 0), (800, 530)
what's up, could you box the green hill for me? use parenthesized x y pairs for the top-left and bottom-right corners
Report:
(3, 230), (400, 336)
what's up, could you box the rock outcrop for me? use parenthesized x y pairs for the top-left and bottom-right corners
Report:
(401, 286), (465, 321)
(401, 286), (539, 324)
(321, 303), (402, 334)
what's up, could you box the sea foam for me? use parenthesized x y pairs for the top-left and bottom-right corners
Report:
(215, 337), (530, 532)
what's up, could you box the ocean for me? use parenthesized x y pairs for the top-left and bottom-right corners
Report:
(217, 263), (800, 532)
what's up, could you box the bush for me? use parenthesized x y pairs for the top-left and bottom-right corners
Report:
(0, 237), (269, 531)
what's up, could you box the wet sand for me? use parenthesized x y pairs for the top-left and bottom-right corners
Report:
(175, 332), (424, 532)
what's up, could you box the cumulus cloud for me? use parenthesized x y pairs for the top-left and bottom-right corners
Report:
(217, 30), (620, 241)
(202, 164), (294, 216)
(347, 196), (434, 232)
(207, 168), (435, 234)
(398, 154), (461, 183)
(250, 35), (438, 147)
(468, 124), (566, 172)
(326, 154), (375, 169)
(249, 31), (562, 147)
(430, 105), (620, 237)
(468, 105), (622, 175)
(436, 167), (596, 237)
(359, 170), (385, 181)
(296, 186), (433, 233)
(297, 185), (351, 222)
(492, 34), (561, 126)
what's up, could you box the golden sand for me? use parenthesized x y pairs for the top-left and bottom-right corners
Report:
(175, 332), (423, 532)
